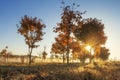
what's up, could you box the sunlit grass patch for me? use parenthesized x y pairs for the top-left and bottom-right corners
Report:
(0, 61), (120, 80)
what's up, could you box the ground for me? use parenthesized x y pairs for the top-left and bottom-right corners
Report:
(0, 61), (120, 80)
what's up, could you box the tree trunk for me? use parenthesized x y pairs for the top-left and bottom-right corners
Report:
(66, 25), (70, 64)
(29, 53), (31, 65)
(90, 48), (94, 63)
(63, 53), (65, 63)
(28, 47), (33, 65)
(81, 59), (85, 65)
(66, 47), (69, 64)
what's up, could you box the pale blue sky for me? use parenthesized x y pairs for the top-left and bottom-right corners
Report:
(0, 0), (120, 60)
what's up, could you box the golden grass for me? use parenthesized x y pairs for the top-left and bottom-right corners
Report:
(0, 61), (120, 80)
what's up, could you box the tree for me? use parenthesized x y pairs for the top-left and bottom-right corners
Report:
(0, 46), (8, 55)
(74, 18), (107, 62)
(0, 46), (8, 63)
(70, 42), (91, 64)
(0, 48), (7, 56)
(70, 41), (81, 60)
(42, 46), (47, 62)
(78, 46), (91, 64)
(94, 46), (110, 61)
(53, 2), (84, 64)
(50, 52), (54, 62)
(51, 33), (67, 63)
(17, 15), (46, 65)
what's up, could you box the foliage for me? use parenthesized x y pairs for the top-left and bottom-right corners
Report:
(52, 2), (84, 63)
(0, 46), (8, 56)
(42, 46), (47, 61)
(74, 18), (107, 47)
(0, 49), (7, 56)
(70, 41), (81, 60)
(74, 18), (108, 61)
(78, 48), (91, 64)
(42, 51), (47, 60)
(94, 47), (110, 60)
(51, 33), (69, 63)
(70, 41), (81, 53)
(51, 33), (67, 54)
(17, 15), (46, 64)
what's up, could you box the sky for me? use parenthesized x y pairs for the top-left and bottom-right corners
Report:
(0, 0), (120, 60)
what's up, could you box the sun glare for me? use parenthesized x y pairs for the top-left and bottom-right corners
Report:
(101, 45), (104, 47)
(85, 45), (91, 51)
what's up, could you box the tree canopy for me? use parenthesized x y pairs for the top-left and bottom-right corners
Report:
(74, 18), (107, 47)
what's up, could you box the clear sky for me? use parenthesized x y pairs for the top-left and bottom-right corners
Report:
(0, 0), (120, 60)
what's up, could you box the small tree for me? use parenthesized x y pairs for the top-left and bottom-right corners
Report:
(0, 49), (7, 56)
(21, 55), (25, 64)
(50, 52), (54, 62)
(17, 15), (46, 65)
(42, 46), (47, 62)
(94, 46), (110, 61)
(0, 46), (8, 63)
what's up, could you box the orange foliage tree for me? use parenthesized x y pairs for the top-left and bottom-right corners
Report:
(17, 15), (46, 65)
(51, 33), (69, 63)
(53, 2), (84, 64)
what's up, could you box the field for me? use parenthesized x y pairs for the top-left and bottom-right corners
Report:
(0, 61), (120, 80)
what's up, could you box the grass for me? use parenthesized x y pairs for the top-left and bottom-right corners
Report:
(0, 61), (120, 80)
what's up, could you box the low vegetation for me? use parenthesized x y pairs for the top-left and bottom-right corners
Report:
(0, 61), (120, 80)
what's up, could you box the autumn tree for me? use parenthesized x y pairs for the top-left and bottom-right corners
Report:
(53, 2), (84, 64)
(17, 15), (46, 65)
(94, 46), (110, 61)
(51, 33), (67, 63)
(74, 18), (108, 62)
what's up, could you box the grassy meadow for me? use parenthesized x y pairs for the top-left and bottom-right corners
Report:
(0, 60), (120, 80)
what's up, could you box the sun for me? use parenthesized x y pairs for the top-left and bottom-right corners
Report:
(85, 45), (91, 51)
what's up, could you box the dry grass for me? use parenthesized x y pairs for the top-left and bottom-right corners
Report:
(0, 61), (120, 80)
